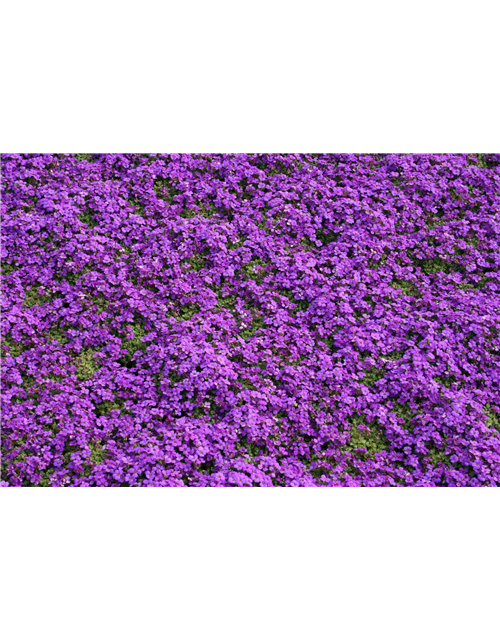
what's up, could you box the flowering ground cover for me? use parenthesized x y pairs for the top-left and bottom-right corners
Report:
(1, 153), (499, 486)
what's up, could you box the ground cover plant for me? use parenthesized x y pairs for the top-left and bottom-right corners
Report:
(1, 153), (499, 486)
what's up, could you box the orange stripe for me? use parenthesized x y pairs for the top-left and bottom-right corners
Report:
(262, 487), (267, 640)
(215, 487), (223, 640)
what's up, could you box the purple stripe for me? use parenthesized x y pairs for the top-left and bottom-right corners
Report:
(155, 487), (177, 640)
(269, 487), (289, 640)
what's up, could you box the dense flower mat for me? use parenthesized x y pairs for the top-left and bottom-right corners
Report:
(1, 153), (499, 486)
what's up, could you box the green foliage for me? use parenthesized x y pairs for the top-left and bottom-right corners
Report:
(39, 468), (56, 487)
(346, 415), (389, 459)
(172, 302), (200, 321)
(484, 404), (500, 432)
(118, 323), (150, 367)
(23, 287), (51, 309)
(1, 263), (19, 276)
(433, 375), (457, 389)
(65, 266), (93, 286)
(77, 208), (99, 228)
(191, 406), (206, 419)
(188, 255), (206, 271)
(267, 161), (294, 177)
(179, 209), (197, 219)
(240, 314), (264, 340)
(299, 236), (316, 249)
(90, 441), (106, 465)
(2, 438), (28, 474)
(316, 229), (340, 245)
(217, 294), (236, 310)
(255, 214), (269, 230)
(241, 259), (267, 283)
(168, 371), (182, 386)
(1, 334), (30, 358)
(47, 325), (69, 345)
(228, 239), (245, 250)
(128, 197), (145, 216)
(310, 466), (331, 479)
(386, 350), (404, 360)
(279, 288), (310, 313)
(362, 366), (385, 387)
(392, 401), (416, 432)
(476, 154), (499, 169)
(238, 436), (263, 458)
(95, 401), (121, 417)
(391, 279), (421, 297)
(411, 256), (464, 276)
(118, 241), (132, 255)
(75, 348), (100, 381)
(198, 459), (215, 474)
(427, 445), (451, 468)
(153, 178), (182, 203)
(239, 378), (257, 390)
(427, 219), (449, 230)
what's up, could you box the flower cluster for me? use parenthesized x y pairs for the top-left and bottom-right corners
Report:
(1, 153), (499, 486)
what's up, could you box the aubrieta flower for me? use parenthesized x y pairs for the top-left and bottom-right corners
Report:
(0, 153), (499, 486)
